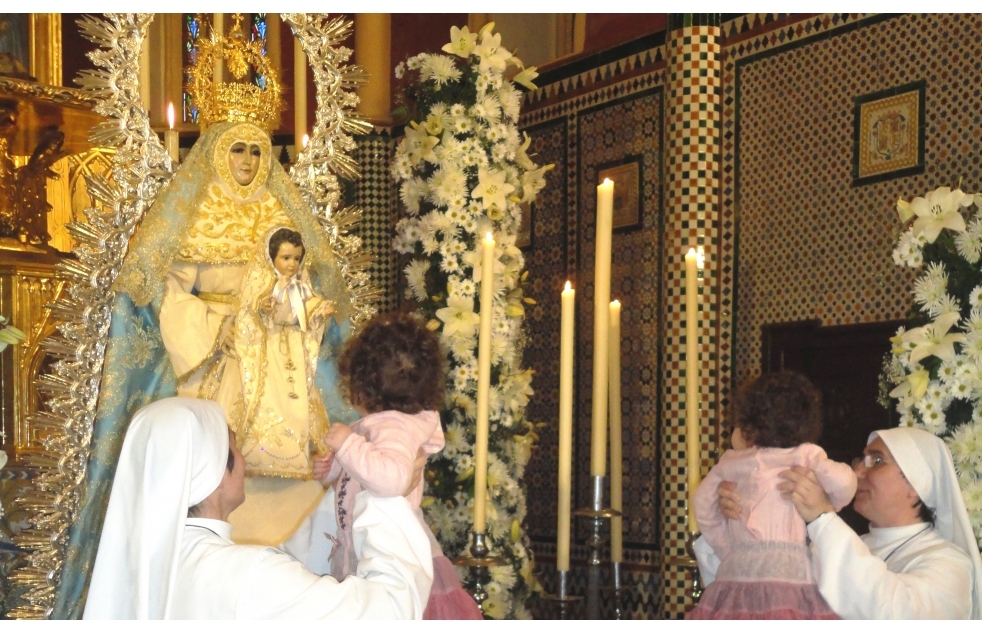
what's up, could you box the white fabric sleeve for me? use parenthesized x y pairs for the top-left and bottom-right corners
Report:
(808, 513), (972, 619)
(692, 535), (720, 586)
(238, 493), (433, 619)
(159, 262), (224, 376)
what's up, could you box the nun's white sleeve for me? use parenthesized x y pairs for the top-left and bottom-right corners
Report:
(238, 493), (433, 619)
(808, 512), (972, 619)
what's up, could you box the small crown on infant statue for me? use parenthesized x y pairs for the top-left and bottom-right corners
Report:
(188, 13), (284, 133)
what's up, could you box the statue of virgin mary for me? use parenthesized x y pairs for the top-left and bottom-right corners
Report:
(52, 20), (360, 617)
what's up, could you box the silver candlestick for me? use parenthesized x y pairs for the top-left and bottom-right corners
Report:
(453, 531), (504, 615)
(572, 475), (620, 619)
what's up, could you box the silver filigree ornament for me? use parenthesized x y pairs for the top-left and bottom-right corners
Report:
(7, 13), (377, 618)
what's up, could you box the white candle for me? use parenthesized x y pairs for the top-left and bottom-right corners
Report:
(609, 299), (623, 562)
(591, 178), (614, 477)
(294, 38), (308, 147)
(685, 247), (701, 533)
(165, 103), (180, 164)
(473, 232), (495, 533)
(557, 281), (575, 571)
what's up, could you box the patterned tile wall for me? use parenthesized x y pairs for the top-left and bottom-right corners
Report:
(721, 13), (980, 385)
(519, 45), (670, 621)
(352, 131), (400, 314)
(660, 22), (721, 619)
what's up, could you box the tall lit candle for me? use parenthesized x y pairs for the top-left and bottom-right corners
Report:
(557, 281), (575, 571)
(165, 103), (180, 164)
(301, 134), (310, 149)
(473, 231), (495, 533)
(591, 178), (614, 477)
(608, 299), (623, 562)
(294, 39), (308, 147)
(685, 247), (701, 532)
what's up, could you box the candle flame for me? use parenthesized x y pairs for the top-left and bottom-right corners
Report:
(611, 299), (620, 307)
(564, 280), (571, 291)
(166, 102), (175, 129)
(485, 231), (494, 241)
(302, 134), (309, 148)
(686, 247), (697, 257)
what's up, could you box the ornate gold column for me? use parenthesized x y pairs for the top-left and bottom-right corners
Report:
(28, 14), (62, 87)
(354, 13), (391, 126)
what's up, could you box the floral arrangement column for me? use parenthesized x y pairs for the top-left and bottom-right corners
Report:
(392, 23), (551, 618)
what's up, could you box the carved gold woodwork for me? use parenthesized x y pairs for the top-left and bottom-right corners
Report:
(0, 248), (64, 457)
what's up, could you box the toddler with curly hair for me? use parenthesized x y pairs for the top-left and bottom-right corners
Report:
(688, 371), (857, 620)
(315, 312), (482, 620)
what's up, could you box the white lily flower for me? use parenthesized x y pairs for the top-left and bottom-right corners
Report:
(472, 167), (515, 212)
(435, 296), (482, 338)
(909, 187), (970, 243)
(442, 25), (478, 58)
(513, 65), (539, 90)
(404, 122), (439, 165)
(901, 311), (966, 365)
(475, 30), (513, 74)
(520, 163), (554, 202)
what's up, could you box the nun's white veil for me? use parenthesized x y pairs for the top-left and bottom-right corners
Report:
(83, 397), (230, 619)
(873, 427), (982, 619)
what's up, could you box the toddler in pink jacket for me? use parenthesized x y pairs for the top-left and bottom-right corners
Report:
(317, 312), (482, 620)
(688, 371), (857, 620)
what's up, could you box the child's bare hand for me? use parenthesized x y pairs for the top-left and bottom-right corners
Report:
(324, 423), (352, 452)
(259, 296), (276, 314)
(312, 451), (334, 480)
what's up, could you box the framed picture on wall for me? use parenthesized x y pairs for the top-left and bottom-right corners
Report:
(597, 155), (643, 231)
(852, 80), (926, 186)
(516, 201), (534, 249)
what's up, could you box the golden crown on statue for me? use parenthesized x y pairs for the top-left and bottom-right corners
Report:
(188, 13), (284, 132)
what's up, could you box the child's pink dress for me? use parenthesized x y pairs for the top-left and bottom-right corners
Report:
(326, 410), (482, 620)
(687, 443), (857, 619)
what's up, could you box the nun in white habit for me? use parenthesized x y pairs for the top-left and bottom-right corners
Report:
(697, 426), (982, 619)
(83, 397), (433, 619)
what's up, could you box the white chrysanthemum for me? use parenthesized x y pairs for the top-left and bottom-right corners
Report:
(440, 255), (461, 274)
(480, 94), (502, 122)
(938, 359), (961, 384)
(910, 251), (924, 267)
(404, 260), (429, 302)
(497, 85), (521, 122)
(916, 398), (946, 434)
(391, 153), (414, 180)
(934, 294), (961, 318)
(475, 73), (489, 93)
(456, 453), (474, 472)
(491, 143), (509, 163)
(950, 423), (982, 468)
(457, 277), (476, 297)
(406, 53), (426, 70)
(400, 177), (428, 215)
(913, 268), (947, 314)
(490, 563), (517, 590)
(421, 54), (462, 86)
(443, 421), (469, 459)
(956, 221), (982, 263)
(428, 166), (468, 207)
(446, 206), (466, 226)
(892, 228), (924, 268)
(392, 234), (414, 255)
(451, 117), (474, 135)
(449, 103), (466, 117)
(462, 215), (479, 234)
(450, 335), (476, 363)
(394, 62), (406, 79)
(421, 236), (439, 255)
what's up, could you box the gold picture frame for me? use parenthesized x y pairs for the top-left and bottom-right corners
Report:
(853, 80), (925, 185)
(598, 155), (642, 231)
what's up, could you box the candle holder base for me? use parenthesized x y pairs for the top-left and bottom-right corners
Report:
(667, 531), (704, 604)
(452, 531), (504, 614)
(574, 475), (621, 619)
(544, 569), (583, 620)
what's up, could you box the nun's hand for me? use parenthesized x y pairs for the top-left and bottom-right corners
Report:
(717, 481), (743, 520)
(778, 466), (835, 523)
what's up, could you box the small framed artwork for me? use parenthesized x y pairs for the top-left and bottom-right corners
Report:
(597, 155), (643, 231)
(516, 201), (534, 249)
(853, 80), (926, 186)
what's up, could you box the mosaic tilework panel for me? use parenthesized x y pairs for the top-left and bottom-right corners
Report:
(352, 133), (399, 313)
(577, 88), (664, 555)
(725, 13), (982, 385)
(661, 23), (721, 619)
(519, 117), (569, 542)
